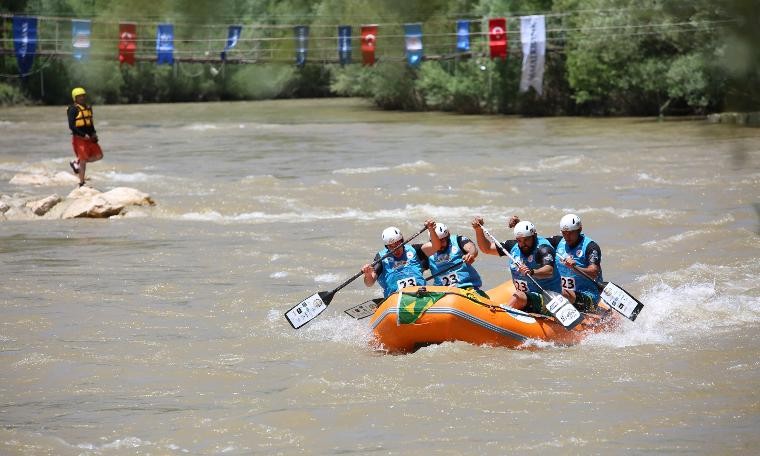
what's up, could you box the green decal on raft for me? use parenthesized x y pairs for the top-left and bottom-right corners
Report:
(397, 291), (446, 324)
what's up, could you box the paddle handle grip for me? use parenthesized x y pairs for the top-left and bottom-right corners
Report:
(557, 252), (607, 292)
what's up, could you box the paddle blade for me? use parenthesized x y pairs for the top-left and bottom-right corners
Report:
(285, 291), (333, 329)
(544, 290), (584, 330)
(344, 298), (383, 320)
(600, 282), (644, 321)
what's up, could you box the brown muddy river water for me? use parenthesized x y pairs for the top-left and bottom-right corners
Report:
(1, 98), (759, 454)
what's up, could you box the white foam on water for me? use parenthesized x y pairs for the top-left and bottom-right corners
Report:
(572, 206), (684, 220)
(641, 229), (710, 248)
(99, 171), (156, 183)
(637, 172), (717, 187)
(183, 123), (218, 131)
(515, 155), (585, 173)
(241, 174), (277, 182)
(333, 166), (389, 175)
(314, 273), (340, 284)
(77, 436), (151, 450)
(584, 264), (760, 348)
(175, 203), (496, 224)
(394, 160), (432, 171)
(270, 271), (288, 279)
(292, 313), (375, 346)
(180, 211), (225, 221)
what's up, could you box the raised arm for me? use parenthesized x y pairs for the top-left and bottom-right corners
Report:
(471, 216), (499, 255)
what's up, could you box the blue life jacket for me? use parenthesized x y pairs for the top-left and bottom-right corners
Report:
(377, 244), (425, 298)
(508, 236), (562, 294)
(556, 234), (603, 302)
(428, 234), (482, 289)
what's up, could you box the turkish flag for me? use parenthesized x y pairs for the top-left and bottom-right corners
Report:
(488, 18), (507, 59)
(361, 25), (377, 65)
(118, 22), (137, 65)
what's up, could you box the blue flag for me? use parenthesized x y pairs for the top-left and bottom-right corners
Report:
(13, 16), (37, 76)
(294, 25), (308, 67)
(221, 25), (242, 61)
(456, 20), (470, 52)
(156, 23), (174, 65)
(338, 25), (351, 65)
(72, 19), (91, 61)
(404, 23), (423, 67)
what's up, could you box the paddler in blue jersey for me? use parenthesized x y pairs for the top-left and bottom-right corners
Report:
(552, 214), (603, 312)
(509, 214), (603, 313)
(419, 222), (488, 298)
(362, 221), (435, 298)
(472, 216), (562, 315)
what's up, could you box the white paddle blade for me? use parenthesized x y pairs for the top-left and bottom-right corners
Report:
(344, 299), (381, 320)
(285, 293), (328, 329)
(545, 292), (584, 330)
(600, 282), (644, 321)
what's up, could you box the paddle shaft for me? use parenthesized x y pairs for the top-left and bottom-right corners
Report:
(325, 225), (428, 300)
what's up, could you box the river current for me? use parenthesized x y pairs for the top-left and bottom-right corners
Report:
(1, 98), (759, 454)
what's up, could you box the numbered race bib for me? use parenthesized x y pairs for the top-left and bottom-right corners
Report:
(396, 277), (417, 290)
(441, 272), (458, 287)
(513, 279), (529, 293)
(561, 276), (576, 291)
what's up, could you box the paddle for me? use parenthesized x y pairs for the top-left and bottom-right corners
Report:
(285, 225), (427, 329)
(557, 253), (644, 321)
(344, 260), (465, 320)
(479, 224), (584, 330)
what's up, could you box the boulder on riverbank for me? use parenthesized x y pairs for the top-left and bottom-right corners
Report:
(9, 170), (80, 186)
(1, 186), (155, 220)
(706, 112), (760, 127)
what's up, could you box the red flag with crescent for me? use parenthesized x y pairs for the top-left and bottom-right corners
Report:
(488, 18), (507, 59)
(361, 24), (378, 65)
(119, 22), (137, 65)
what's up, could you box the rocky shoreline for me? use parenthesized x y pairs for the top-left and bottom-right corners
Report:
(2, 172), (155, 221)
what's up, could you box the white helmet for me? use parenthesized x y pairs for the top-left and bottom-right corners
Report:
(513, 221), (536, 239)
(559, 213), (582, 232)
(381, 226), (403, 245)
(433, 223), (449, 240)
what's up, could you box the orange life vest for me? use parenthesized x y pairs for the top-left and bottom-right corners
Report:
(73, 103), (93, 128)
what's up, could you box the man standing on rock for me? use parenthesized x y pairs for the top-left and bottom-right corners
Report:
(68, 87), (103, 187)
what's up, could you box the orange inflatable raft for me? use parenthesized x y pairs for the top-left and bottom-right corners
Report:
(369, 281), (619, 353)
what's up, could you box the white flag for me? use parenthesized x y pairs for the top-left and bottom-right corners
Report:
(519, 15), (546, 95)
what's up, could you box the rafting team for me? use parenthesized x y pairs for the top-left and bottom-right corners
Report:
(361, 213), (602, 316)
(62, 86), (600, 319)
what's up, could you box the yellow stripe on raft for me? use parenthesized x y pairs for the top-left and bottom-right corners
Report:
(369, 281), (619, 354)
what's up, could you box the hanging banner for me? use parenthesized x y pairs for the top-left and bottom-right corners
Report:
(221, 25), (242, 61)
(118, 22), (137, 65)
(404, 23), (423, 67)
(156, 23), (174, 65)
(488, 18), (507, 59)
(519, 15), (546, 95)
(71, 19), (91, 61)
(361, 24), (377, 66)
(456, 20), (470, 52)
(13, 16), (37, 76)
(338, 25), (351, 65)
(294, 25), (308, 67)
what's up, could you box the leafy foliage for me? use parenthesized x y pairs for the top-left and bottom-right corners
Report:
(1, 0), (757, 115)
